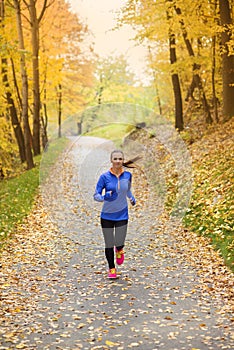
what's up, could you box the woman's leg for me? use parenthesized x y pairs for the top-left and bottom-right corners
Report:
(101, 218), (115, 269)
(114, 219), (128, 250)
(105, 248), (115, 269)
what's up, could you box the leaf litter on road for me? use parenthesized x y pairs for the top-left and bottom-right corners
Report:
(0, 136), (233, 349)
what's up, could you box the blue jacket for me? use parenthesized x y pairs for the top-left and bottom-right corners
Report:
(93, 169), (135, 221)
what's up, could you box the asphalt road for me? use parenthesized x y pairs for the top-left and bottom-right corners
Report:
(0, 136), (233, 350)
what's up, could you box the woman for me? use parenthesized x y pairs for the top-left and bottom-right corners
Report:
(94, 150), (136, 279)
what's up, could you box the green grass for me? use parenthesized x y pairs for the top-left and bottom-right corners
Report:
(0, 137), (71, 245)
(85, 123), (135, 144)
(0, 156), (41, 243)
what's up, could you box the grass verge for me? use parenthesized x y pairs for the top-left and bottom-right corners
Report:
(183, 120), (234, 272)
(85, 123), (135, 145)
(0, 157), (40, 243)
(0, 137), (70, 246)
(125, 121), (234, 272)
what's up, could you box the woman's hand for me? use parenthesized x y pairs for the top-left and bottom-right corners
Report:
(104, 191), (118, 201)
(130, 197), (136, 206)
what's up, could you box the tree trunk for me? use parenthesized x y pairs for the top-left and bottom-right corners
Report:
(152, 71), (162, 115)
(211, 34), (219, 122)
(2, 58), (26, 162)
(97, 74), (104, 105)
(77, 122), (82, 135)
(166, 6), (183, 131)
(170, 51), (184, 131)
(10, 57), (22, 110)
(219, 0), (234, 120)
(14, 0), (34, 169)
(25, 0), (49, 154)
(41, 115), (48, 149)
(0, 0), (26, 162)
(41, 87), (48, 149)
(174, 5), (213, 124)
(29, 0), (41, 155)
(57, 84), (62, 138)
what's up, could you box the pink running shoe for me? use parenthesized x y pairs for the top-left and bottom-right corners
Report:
(115, 248), (124, 265)
(108, 268), (117, 279)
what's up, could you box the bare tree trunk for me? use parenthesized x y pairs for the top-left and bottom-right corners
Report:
(170, 42), (184, 131)
(77, 122), (82, 135)
(0, 0), (26, 162)
(41, 87), (48, 149)
(97, 74), (104, 106)
(154, 78), (162, 116)
(212, 34), (219, 122)
(2, 58), (26, 162)
(219, 0), (234, 120)
(40, 59), (49, 149)
(166, 3), (183, 131)
(28, 0), (41, 155)
(14, 0), (34, 169)
(57, 84), (62, 138)
(25, 0), (49, 154)
(41, 115), (48, 149)
(174, 5), (213, 124)
(10, 57), (22, 110)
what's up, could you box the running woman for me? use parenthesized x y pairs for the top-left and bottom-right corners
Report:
(93, 150), (136, 279)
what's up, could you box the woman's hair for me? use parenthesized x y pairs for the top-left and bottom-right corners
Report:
(110, 150), (141, 169)
(110, 150), (124, 160)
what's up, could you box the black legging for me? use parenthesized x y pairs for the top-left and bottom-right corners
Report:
(101, 218), (128, 269)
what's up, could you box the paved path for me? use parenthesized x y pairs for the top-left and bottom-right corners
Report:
(0, 136), (233, 350)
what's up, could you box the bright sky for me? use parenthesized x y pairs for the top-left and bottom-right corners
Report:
(68, 0), (150, 83)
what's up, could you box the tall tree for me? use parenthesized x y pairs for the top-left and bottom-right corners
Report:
(0, 0), (26, 162)
(167, 1), (183, 131)
(118, 0), (224, 126)
(0, 0), (94, 173)
(219, 0), (234, 120)
(38, 0), (94, 122)
(173, 3), (213, 124)
(14, 0), (34, 169)
(57, 83), (62, 138)
(24, 0), (50, 155)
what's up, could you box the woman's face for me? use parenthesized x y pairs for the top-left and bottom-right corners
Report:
(111, 152), (124, 170)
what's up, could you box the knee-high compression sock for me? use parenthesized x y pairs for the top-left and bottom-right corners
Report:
(105, 248), (115, 269)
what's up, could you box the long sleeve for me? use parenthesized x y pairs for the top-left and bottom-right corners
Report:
(93, 175), (105, 202)
(94, 170), (135, 220)
(126, 173), (133, 198)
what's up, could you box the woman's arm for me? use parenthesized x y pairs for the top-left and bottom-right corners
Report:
(93, 175), (117, 202)
(126, 173), (133, 198)
(126, 173), (136, 205)
(93, 175), (105, 202)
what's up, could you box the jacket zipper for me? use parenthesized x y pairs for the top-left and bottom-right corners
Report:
(117, 175), (120, 190)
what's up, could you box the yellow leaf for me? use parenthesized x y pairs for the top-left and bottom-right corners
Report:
(4, 333), (15, 339)
(77, 323), (86, 329)
(14, 308), (21, 313)
(105, 340), (119, 346)
(16, 344), (27, 349)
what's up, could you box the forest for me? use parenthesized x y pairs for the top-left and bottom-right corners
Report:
(0, 0), (233, 269)
(0, 0), (233, 174)
(0, 2), (233, 347)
